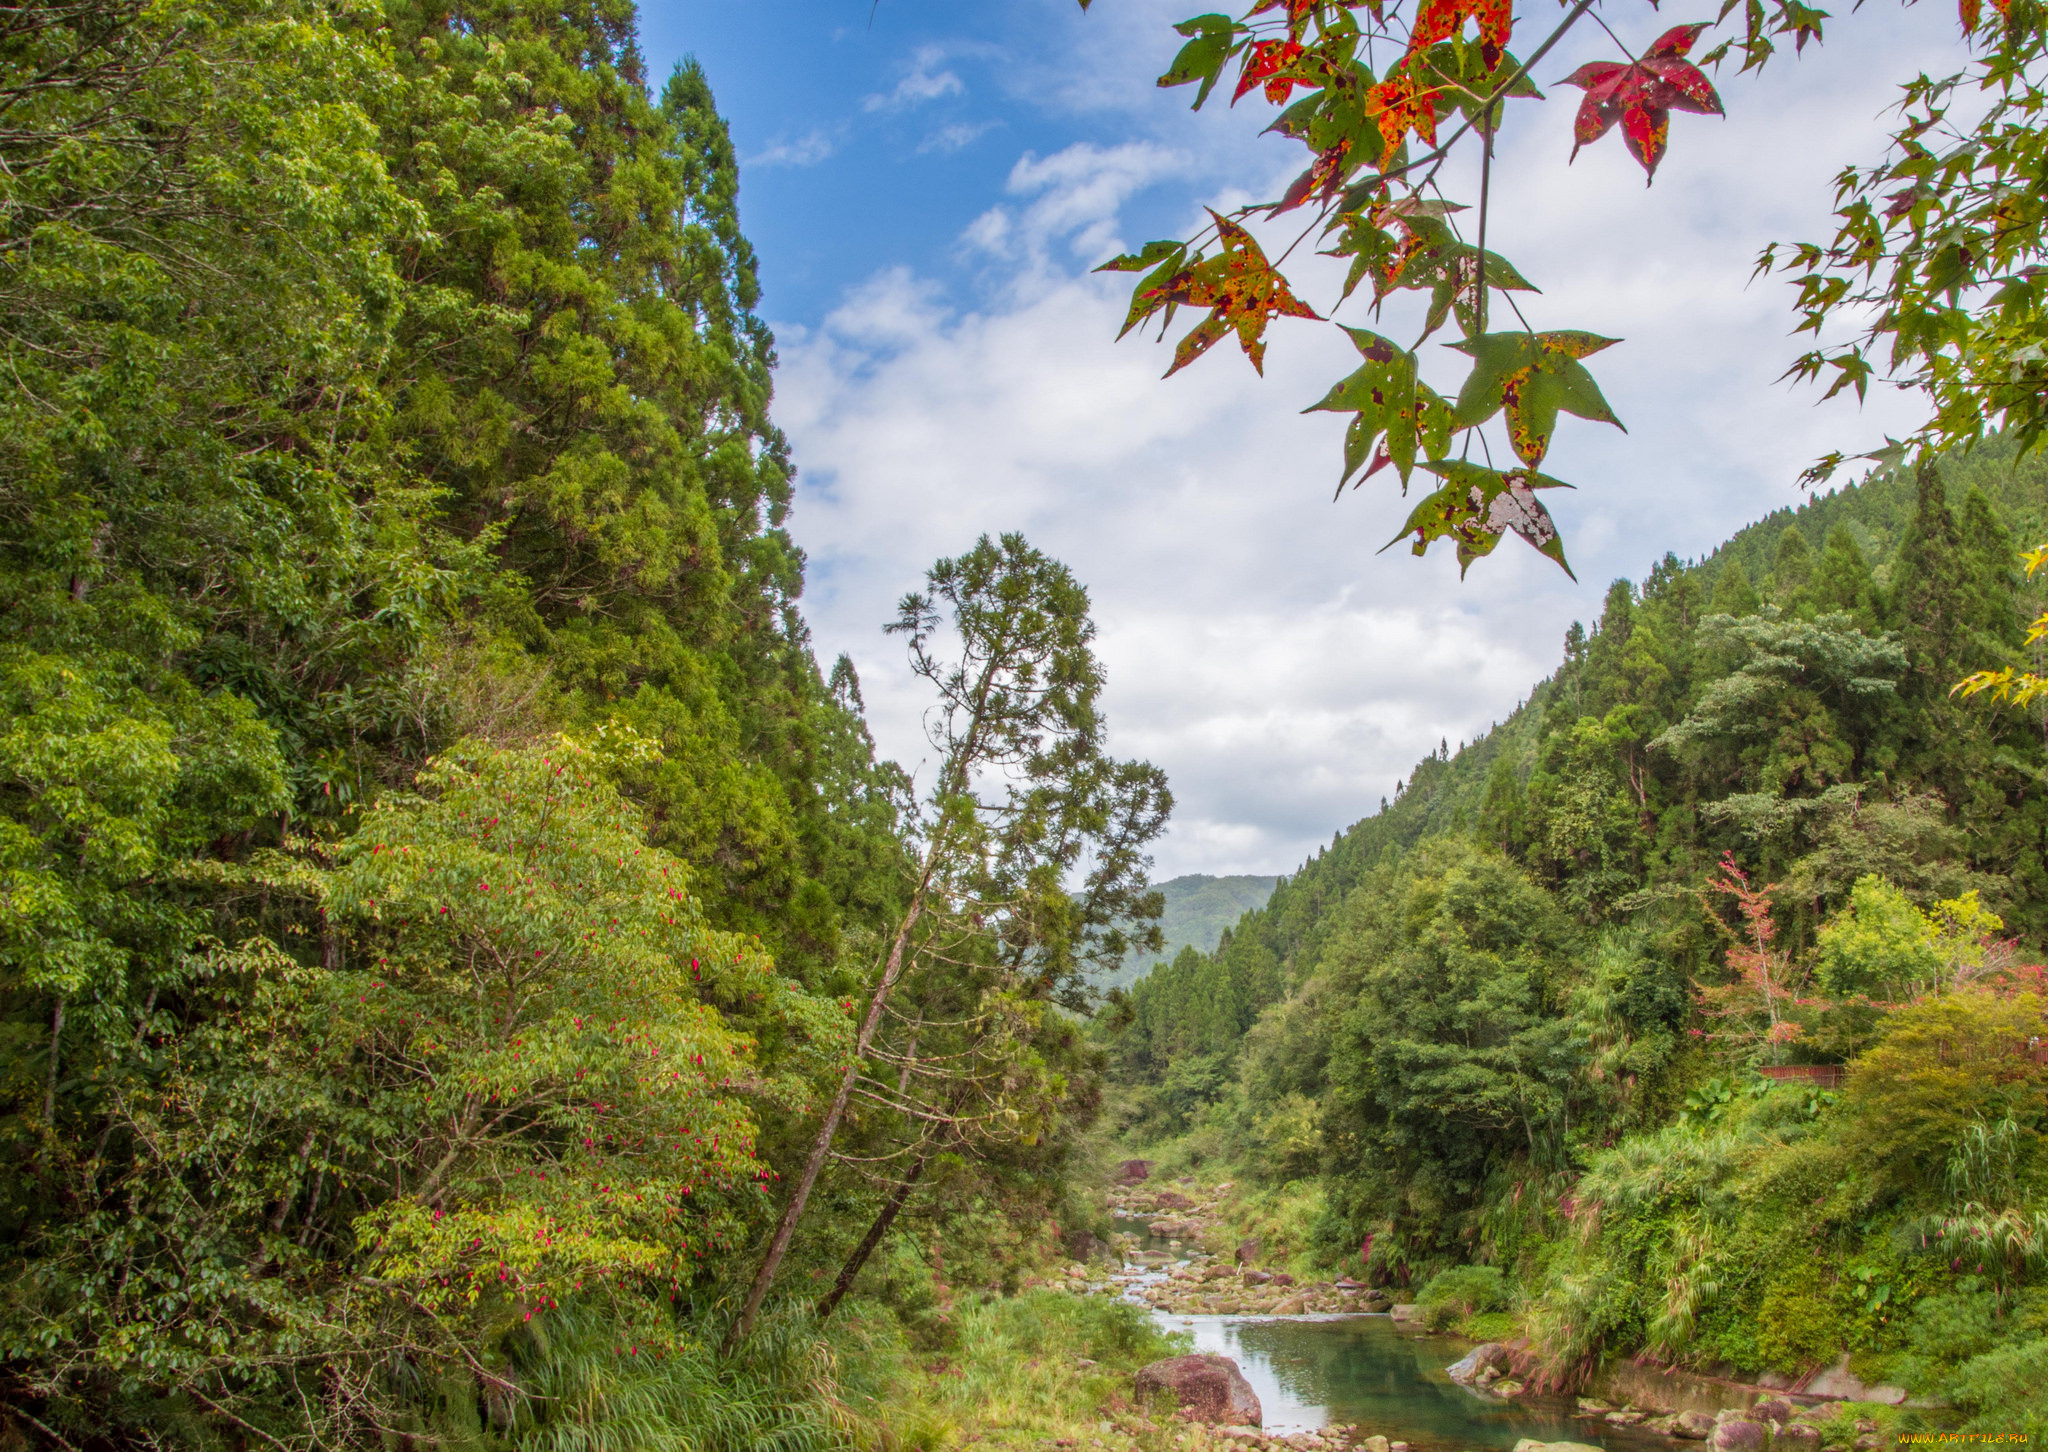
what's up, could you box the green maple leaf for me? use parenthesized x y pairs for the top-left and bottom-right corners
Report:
(1447, 330), (1624, 466)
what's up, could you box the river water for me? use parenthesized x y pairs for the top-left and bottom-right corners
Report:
(1117, 1230), (1664, 1447)
(1158, 1311), (1656, 1447)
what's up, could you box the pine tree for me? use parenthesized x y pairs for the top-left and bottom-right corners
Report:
(1769, 525), (1814, 605)
(1711, 559), (1762, 616)
(1889, 459), (1971, 684)
(1808, 525), (1881, 624)
(1958, 485), (2023, 649)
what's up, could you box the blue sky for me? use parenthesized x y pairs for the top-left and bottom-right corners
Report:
(649, 0), (1969, 879)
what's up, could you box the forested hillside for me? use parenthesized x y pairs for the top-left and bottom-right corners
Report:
(1104, 873), (1281, 989)
(1105, 449), (2048, 1427)
(0, 1), (1164, 1444)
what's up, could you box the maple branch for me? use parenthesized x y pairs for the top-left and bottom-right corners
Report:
(1366, 0), (1601, 193)
(1475, 97), (1495, 335)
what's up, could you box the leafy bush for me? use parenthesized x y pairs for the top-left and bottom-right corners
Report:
(1417, 1265), (1509, 1330)
(1843, 991), (2048, 1189)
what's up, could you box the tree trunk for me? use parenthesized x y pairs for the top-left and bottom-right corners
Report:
(817, 1151), (928, 1320)
(724, 882), (931, 1349)
(43, 998), (64, 1127)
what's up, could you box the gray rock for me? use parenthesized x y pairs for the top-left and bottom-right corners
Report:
(1804, 1354), (1908, 1404)
(1778, 1426), (1822, 1448)
(1446, 1343), (1510, 1385)
(1607, 1412), (1647, 1426)
(1237, 1237), (1263, 1265)
(1672, 1411), (1719, 1440)
(1135, 1354), (1263, 1426)
(1711, 1420), (1769, 1452)
(1752, 1399), (1795, 1425)
(1388, 1304), (1420, 1323)
(1358, 1438), (1390, 1452)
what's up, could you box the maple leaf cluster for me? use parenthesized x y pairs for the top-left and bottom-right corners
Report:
(1089, 0), (1751, 575)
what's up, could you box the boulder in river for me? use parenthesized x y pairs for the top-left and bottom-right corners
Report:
(1711, 1421), (1769, 1452)
(1446, 1343), (1510, 1385)
(1135, 1354), (1263, 1425)
(1751, 1399), (1795, 1426)
(1387, 1304), (1419, 1323)
(1671, 1411), (1718, 1440)
(1153, 1189), (1198, 1211)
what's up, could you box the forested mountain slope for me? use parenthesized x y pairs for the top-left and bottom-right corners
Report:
(0, 2), (1126, 1443)
(1105, 450), (2048, 1428)
(1105, 873), (1281, 988)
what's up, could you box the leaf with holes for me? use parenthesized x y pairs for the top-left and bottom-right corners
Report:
(1095, 241), (1190, 340)
(1563, 23), (1723, 180)
(1159, 13), (1242, 109)
(1236, 38), (1308, 103)
(1406, 0), (1514, 69)
(1407, 42), (1544, 133)
(1366, 212), (1537, 340)
(1365, 69), (1441, 152)
(1142, 210), (1321, 376)
(1448, 330), (1623, 465)
(1392, 461), (1576, 576)
(1304, 327), (1452, 490)
(1248, 0), (1320, 35)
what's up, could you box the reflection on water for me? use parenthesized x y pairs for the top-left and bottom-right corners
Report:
(1162, 1314), (1656, 1449)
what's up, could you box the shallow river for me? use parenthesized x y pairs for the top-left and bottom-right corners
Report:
(1154, 1311), (1660, 1448)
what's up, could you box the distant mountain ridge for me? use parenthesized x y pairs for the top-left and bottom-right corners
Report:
(1103, 873), (1281, 990)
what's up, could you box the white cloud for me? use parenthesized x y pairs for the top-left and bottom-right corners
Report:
(963, 141), (1189, 269)
(918, 120), (1001, 155)
(776, 4), (1972, 880)
(864, 43), (966, 112)
(748, 127), (838, 169)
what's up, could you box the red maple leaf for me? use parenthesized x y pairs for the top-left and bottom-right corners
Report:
(1277, 139), (1355, 213)
(1235, 39), (1307, 104)
(1407, 0), (1514, 69)
(1143, 211), (1322, 375)
(1958, 0), (2014, 32)
(1366, 70), (1440, 153)
(1562, 23), (1723, 180)
(1248, 0), (1319, 36)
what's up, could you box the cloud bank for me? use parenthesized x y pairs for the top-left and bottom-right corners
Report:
(774, 4), (1966, 880)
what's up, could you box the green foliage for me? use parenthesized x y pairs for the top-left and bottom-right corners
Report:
(1817, 875), (1944, 998)
(1842, 991), (2048, 1186)
(1416, 1265), (1509, 1330)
